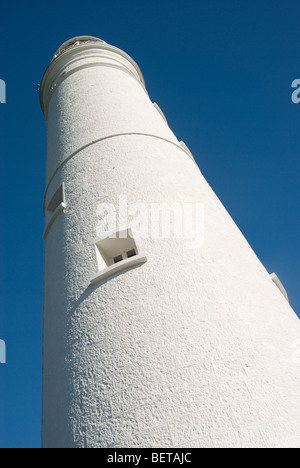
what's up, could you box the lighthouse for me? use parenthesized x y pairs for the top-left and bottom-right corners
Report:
(40, 36), (300, 448)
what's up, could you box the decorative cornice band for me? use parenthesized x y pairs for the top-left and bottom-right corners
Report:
(43, 132), (199, 212)
(40, 41), (146, 117)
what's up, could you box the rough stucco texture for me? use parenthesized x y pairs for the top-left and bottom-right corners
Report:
(42, 46), (300, 448)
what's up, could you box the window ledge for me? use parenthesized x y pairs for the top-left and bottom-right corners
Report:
(91, 254), (147, 285)
(43, 202), (66, 240)
(153, 102), (168, 124)
(270, 272), (289, 303)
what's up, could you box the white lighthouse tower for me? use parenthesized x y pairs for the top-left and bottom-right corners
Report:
(40, 36), (300, 448)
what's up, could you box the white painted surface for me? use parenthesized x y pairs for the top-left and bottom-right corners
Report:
(42, 37), (300, 448)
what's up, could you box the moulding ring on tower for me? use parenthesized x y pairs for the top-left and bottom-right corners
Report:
(39, 39), (146, 117)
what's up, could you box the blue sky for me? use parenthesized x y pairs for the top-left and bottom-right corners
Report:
(0, 0), (299, 448)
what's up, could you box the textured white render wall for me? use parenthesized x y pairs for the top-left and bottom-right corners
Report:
(41, 39), (300, 448)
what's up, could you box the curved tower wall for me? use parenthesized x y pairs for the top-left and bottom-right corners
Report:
(41, 37), (300, 448)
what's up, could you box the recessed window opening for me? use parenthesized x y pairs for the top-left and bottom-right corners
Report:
(47, 184), (64, 213)
(91, 229), (147, 285)
(153, 102), (168, 124)
(180, 141), (195, 162)
(270, 273), (289, 303)
(43, 183), (66, 240)
(95, 229), (138, 270)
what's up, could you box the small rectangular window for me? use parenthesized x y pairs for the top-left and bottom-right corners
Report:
(114, 255), (123, 264)
(127, 249), (136, 258)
